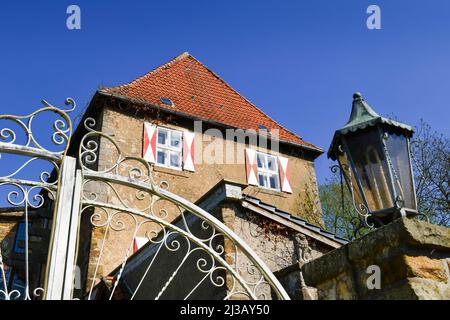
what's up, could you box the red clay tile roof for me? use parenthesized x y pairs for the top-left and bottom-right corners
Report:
(100, 52), (322, 152)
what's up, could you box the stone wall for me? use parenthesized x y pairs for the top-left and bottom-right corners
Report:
(221, 203), (325, 273)
(298, 218), (450, 300)
(215, 199), (333, 299)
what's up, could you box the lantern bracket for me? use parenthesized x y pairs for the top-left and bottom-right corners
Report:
(331, 164), (381, 230)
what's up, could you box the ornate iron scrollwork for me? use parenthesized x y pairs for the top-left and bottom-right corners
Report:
(0, 98), (76, 300)
(331, 164), (375, 231)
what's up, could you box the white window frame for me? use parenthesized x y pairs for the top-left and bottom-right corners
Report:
(156, 126), (183, 170)
(256, 151), (280, 191)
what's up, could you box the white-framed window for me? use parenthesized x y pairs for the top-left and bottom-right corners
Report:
(156, 127), (182, 170)
(256, 152), (280, 191)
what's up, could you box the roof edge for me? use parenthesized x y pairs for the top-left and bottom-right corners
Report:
(105, 51), (191, 92)
(242, 195), (348, 247)
(97, 90), (325, 155)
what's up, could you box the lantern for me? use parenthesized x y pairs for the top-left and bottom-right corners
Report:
(328, 93), (417, 228)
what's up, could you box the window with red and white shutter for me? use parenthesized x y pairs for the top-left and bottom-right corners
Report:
(143, 123), (195, 172)
(245, 149), (293, 193)
(278, 156), (293, 193)
(182, 131), (195, 172)
(143, 122), (157, 164)
(245, 148), (259, 186)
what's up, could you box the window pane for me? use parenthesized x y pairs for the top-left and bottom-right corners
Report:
(267, 156), (277, 171)
(269, 174), (279, 189)
(158, 129), (167, 146)
(157, 150), (167, 165)
(171, 131), (182, 148)
(170, 151), (181, 168)
(257, 154), (265, 169)
(346, 128), (393, 212)
(258, 174), (267, 187)
(385, 132), (415, 210)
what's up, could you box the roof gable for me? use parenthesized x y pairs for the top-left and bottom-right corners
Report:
(100, 52), (321, 152)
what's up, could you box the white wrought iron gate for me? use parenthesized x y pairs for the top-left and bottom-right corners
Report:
(0, 99), (290, 300)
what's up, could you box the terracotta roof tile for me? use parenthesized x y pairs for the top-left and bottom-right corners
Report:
(100, 52), (321, 152)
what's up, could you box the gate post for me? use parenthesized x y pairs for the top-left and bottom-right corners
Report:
(44, 157), (81, 300)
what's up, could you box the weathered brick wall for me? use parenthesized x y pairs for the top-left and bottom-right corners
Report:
(231, 205), (323, 272)
(217, 202), (329, 299)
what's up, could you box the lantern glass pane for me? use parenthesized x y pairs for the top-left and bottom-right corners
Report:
(345, 129), (394, 212)
(385, 132), (416, 210)
(337, 151), (365, 212)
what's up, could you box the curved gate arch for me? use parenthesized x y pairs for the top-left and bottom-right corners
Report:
(0, 99), (290, 300)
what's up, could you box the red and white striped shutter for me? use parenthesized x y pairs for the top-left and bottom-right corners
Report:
(183, 131), (195, 172)
(278, 156), (293, 193)
(245, 148), (258, 186)
(143, 123), (157, 163)
(133, 237), (149, 253)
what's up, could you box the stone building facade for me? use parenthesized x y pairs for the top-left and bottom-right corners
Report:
(67, 52), (344, 298)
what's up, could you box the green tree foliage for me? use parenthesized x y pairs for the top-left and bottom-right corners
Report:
(411, 120), (449, 226)
(319, 172), (368, 241)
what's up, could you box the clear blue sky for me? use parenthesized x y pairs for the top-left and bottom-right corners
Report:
(0, 0), (449, 185)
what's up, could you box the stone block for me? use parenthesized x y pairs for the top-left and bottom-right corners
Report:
(300, 218), (450, 300)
